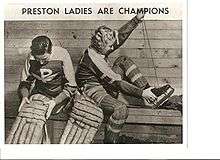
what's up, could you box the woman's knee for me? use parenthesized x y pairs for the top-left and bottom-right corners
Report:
(112, 102), (129, 120)
(114, 55), (130, 66)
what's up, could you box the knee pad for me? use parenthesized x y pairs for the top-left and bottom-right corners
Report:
(105, 102), (128, 139)
(112, 101), (128, 120)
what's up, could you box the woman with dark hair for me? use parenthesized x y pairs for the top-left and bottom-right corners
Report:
(6, 35), (77, 144)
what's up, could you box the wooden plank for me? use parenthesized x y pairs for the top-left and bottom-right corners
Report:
(5, 38), (182, 49)
(150, 40), (182, 49)
(139, 67), (182, 78)
(108, 57), (182, 69)
(5, 48), (84, 65)
(5, 65), (23, 75)
(139, 48), (182, 59)
(5, 29), (182, 40)
(144, 29), (182, 40)
(4, 47), (30, 56)
(5, 20), (182, 30)
(4, 55), (81, 67)
(4, 47), (86, 56)
(122, 124), (182, 135)
(5, 29), (93, 40)
(156, 68), (182, 78)
(111, 48), (182, 59)
(5, 82), (18, 92)
(5, 47), (182, 59)
(146, 77), (182, 88)
(122, 58), (182, 68)
(5, 74), (20, 83)
(94, 131), (182, 144)
(5, 55), (26, 66)
(126, 115), (182, 125)
(97, 123), (182, 135)
(132, 29), (182, 40)
(154, 59), (182, 68)
(128, 108), (181, 117)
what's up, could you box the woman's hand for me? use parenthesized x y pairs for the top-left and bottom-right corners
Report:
(136, 12), (145, 21)
(44, 100), (56, 119)
(142, 87), (157, 103)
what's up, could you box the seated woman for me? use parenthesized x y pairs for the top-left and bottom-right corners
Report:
(73, 12), (174, 143)
(6, 36), (77, 144)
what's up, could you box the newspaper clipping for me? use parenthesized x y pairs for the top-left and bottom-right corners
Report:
(4, 1), (183, 144)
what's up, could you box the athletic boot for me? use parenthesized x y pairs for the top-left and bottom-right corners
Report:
(103, 127), (120, 144)
(143, 84), (174, 109)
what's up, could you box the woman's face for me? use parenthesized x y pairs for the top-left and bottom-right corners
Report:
(34, 52), (51, 64)
(99, 28), (116, 52)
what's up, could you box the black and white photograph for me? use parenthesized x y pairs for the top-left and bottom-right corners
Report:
(3, 0), (220, 159)
(4, 8), (183, 144)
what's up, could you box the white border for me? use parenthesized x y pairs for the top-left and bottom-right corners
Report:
(0, 0), (4, 158)
(1, 0), (191, 159)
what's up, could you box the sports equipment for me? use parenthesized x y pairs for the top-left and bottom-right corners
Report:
(60, 94), (103, 144)
(143, 84), (175, 108)
(6, 94), (51, 144)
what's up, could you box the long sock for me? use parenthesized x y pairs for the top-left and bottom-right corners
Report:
(104, 116), (126, 144)
(112, 56), (150, 89)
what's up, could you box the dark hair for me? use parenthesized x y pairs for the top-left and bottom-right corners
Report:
(30, 36), (52, 56)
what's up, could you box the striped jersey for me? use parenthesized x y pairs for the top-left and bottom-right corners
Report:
(76, 16), (141, 89)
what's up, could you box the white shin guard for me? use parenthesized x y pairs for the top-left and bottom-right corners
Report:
(60, 94), (103, 144)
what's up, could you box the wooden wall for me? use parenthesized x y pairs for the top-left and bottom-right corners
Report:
(4, 20), (182, 143)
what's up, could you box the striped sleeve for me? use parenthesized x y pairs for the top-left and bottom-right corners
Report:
(106, 16), (141, 56)
(88, 48), (122, 84)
